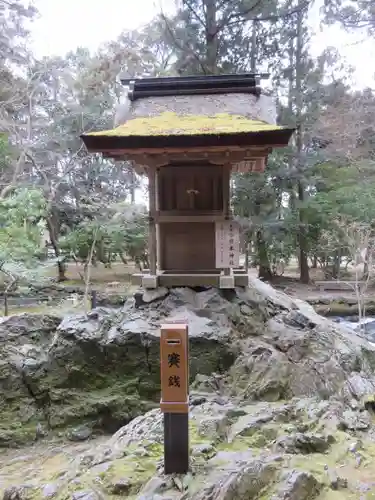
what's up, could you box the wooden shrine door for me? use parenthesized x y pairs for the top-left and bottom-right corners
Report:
(158, 164), (224, 272)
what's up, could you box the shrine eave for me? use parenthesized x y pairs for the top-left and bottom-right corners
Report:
(81, 128), (295, 153)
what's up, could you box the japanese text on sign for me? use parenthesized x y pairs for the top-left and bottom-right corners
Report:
(215, 221), (240, 268)
(168, 352), (181, 387)
(160, 324), (189, 413)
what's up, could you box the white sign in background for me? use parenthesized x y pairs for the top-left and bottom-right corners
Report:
(215, 221), (240, 268)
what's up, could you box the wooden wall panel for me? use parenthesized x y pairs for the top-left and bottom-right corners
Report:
(158, 165), (223, 212)
(160, 222), (215, 271)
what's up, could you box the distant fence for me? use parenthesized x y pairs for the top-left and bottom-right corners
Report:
(314, 281), (367, 292)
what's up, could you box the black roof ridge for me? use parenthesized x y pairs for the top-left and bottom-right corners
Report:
(118, 73), (270, 102)
(120, 73), (270, 85)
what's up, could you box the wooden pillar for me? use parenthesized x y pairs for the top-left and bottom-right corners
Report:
(222, 165), (231, 276)
(222, 164), (231, 218)
(155, 167), (161, 272)
(148, 165), (157, 276)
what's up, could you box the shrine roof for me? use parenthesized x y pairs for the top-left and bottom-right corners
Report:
(86, 112), (285, 137)
(81, 74), (295, 153)
(81, 112), (294, 151)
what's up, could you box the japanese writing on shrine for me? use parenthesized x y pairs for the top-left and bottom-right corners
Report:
(215, 221), (240, 268)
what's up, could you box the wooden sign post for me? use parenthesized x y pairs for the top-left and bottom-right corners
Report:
(160, 323), (189, 474)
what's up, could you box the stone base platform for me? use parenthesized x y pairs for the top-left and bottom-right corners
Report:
(131, 269), (249, 289)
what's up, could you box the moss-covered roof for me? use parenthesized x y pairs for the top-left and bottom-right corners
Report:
(84, 112), (285, 138)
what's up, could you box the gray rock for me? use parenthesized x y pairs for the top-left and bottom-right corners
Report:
(208, 449), (254, 467)
(326, 468), (348, 490)
(338, 410), (371, 431)
(136, 476), (171, 497)
(35, 422), (48, 439)
(42, 484), (58, 498)
(190, 395), (207, 406)
(109, 479), (132, 495)
(141, 288), (169, 304)
(272, 470), (322, 500)
(0, 287), (240, 443)
(3, 280), (375, 451)
(348, 440), (363, 453)
(3, 486), (29, 500)
(192, 443), (216, 457)
(191, 457), (277, 500)
(344, 373), (375, 400)
(283, 310), (316, 329)
(275, 432), (334, 454)
(196, 417), (225, 440)
(68, 425), (92, 442)
(71, 491), (102, 500)
(228, 413), (274, 442)
(196, 415), (229, 441)
(101, 409), (164, 460)
(136, 496), (172, 500)
(229, 282), (375, 402)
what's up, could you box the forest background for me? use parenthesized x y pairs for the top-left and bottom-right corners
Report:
(1, 0), (375, 290)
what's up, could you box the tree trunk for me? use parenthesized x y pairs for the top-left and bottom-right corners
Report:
(130, 170), (136, 204)
(46, 215), (66, 282)
(331, 251), (341, 279)
(295, 2), (309, 285)
(363, 222), (375, 277)
(204, 0), (218, 73)
(250, 20), (258, 72)
(298, 180), (309, 283)
(256, 230), (272, 281)
(312, 254), (318, 268)
(4, 294), (8, 317)
(363, 256), (369, 277)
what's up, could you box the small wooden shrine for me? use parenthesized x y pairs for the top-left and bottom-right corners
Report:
(81, 74), (294, 289)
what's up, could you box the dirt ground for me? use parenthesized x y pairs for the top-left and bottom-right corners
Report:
(0, 259), (372, 318)
(53, 260), (375, 303)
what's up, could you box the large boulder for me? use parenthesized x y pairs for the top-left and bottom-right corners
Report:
(0, 288), (237, 444)
(226, 280), (375, 403)
(0, 313), (61, 445)
(2, 280), (375, 446)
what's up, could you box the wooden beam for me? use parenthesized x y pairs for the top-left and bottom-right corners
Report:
(155, 214), (228, 223)
(90, 145), (276, 155)
(103, 148), (271, 177)
(148, 166), (157, 276)
(156, 167), (161, 271)
(154, 209), (226, 217)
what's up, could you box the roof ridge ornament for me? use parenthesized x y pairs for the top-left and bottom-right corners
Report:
(119, 73), (271, 102)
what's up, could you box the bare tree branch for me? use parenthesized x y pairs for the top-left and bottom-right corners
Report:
(183, 0), (207, 29)
(159, 9), (209, 74)
(217, 0), (311, 33)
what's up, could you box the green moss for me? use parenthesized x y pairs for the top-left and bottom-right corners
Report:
(47, 385), (153, 430)
(0, 422), (38, 446)
(85, 112), (286, 138)
(286, 431), (375, 499)
(101, 456), (157, 495)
